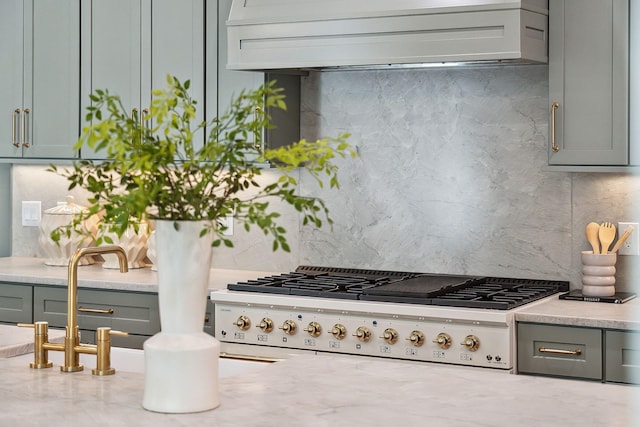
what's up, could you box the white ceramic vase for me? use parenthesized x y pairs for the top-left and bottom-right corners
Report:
(142, 220), (220, 413)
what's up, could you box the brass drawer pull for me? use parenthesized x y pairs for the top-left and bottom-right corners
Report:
(78, 306), (114, 315)
(538, 346), (582, 356)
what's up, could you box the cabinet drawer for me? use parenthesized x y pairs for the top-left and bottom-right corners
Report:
(0, 283), (33, 324)
(605, 330), (640, 384)
(33, 286), (160, 336)
(517, 323), (602, 380)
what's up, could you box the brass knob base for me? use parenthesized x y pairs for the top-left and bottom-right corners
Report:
(92, 367), (116, 376)
(60, 365), (84, 372)
(29, 361), (53, 369)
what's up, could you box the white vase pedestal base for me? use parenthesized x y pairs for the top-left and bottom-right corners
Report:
(142, 332), (221, 413)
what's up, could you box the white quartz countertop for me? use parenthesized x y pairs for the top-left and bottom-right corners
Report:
(0, 256), (277, 293)
(515, 294), (640, 330)
(1, 353), (637, 426)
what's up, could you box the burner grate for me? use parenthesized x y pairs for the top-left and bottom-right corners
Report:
(226, 268), (569, 310)
(429, 278), (569, 309)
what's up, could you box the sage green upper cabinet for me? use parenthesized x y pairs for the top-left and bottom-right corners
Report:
(80, 0), (205, 159)
(215, 0), (264, 123)
(548, 0), (629, 169)
(0, 0), (80, 159)
(212, 0), (301, 152)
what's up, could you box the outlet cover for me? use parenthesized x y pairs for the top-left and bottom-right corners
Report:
(617, 222), (639, 255)
(22, 201), (42, 227)
(219, 215), (234, 236)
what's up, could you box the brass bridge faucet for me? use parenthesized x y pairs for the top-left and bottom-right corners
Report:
(20, 245), (129, 375)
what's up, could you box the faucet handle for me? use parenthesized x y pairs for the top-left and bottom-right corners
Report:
(18, 321), (54, 369)
(92, 327), (129, 376)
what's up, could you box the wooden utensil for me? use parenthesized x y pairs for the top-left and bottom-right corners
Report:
(611, 225), (634, 253)
(585, 222), (601, 254)
(598, 222), (616, 254)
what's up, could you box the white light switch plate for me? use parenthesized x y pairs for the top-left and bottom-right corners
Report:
(22, 201), (42, 227)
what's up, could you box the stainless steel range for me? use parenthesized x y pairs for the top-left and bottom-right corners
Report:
(211, 266), (569, 371)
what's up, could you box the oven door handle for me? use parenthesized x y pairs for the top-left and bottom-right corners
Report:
(538, 346), (582, 356)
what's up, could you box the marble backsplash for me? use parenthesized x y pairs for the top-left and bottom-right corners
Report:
(10, 65), (640, 291)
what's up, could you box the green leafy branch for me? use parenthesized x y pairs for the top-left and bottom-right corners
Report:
(49, 75), (356, 251)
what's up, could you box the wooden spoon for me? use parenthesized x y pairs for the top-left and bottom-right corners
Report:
(598, 222), (616, 254)
(585, 222), (600, 254)
(611, 225), (634, 253)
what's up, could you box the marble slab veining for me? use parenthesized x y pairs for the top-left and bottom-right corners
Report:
(1, 353), (638, 426)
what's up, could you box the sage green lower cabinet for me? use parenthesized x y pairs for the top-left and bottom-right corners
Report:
(517, 323), (603, 380)
(0, 282), (33, 324)
(605, 330), (640, 384)
(33, 286), (160, 349)
(518, 323), (640, 385)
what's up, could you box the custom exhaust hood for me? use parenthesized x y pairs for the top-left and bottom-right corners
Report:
(226, 0), (549, 71)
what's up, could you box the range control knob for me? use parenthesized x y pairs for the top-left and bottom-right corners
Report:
(406, 330), (425, 347)
(353, 326), (371, 342)
(380, 328), (399, 344)
(432, 333), (453, 349)
(234, 315), (251, 331)
(461, 335), (480, 352)
(329, 324), (347, 340)
(256, 317), (274, 333)
(279, 320), (297, 335)
(304, 321), (322, 337)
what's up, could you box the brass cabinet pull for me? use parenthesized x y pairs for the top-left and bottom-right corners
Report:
(220, 352), (281, 363)
(550, 102), (560, 152)
(78, 306), (115, 315)
(253, 106), (263, 150)
(142, 107), (149, 130)
(12, 108), (20, 147)
(538, 346), (581, 356)
(21, 108), (30, 148)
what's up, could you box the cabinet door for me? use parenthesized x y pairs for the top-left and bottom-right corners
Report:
(548, 0), (628, 166)
(80, 0), (145, 159)
(605, 330), (640, 384)
(148, 0), (205, 150)
(0, 0), (24, 157)
(215, 0), (300, 152)
(216, 0), (264, 143)
(27, 0), (80, 159)
(0, 0), (79, 159)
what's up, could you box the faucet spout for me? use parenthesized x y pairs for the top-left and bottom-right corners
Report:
(62, 245), (128, 372)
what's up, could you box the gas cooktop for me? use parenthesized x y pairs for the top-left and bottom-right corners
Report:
(226, 266), (569, 310)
